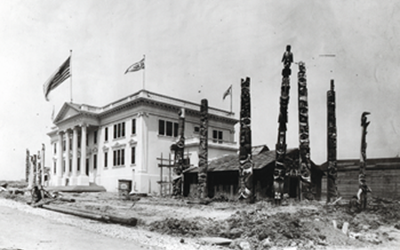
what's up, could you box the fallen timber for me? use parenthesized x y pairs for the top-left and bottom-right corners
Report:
(41, 204), (138, 226)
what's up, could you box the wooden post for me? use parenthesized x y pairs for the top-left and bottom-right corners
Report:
(172, 108), (186, 196)
(37, 150), (42, 187)
(198, 99), (208, 200)
(168, 153), (171, 196)
(41, 144), (45, 186)
(274, 45), (293, 206)
(160, 153), (163, 196)
(26, 149), (30, 183)
(297, 62), (314, 200)
(327, 80), (339, 202)
(238, 77), (254, 202)
(359, 112), (371, 210)
(32, 155), (37, 187)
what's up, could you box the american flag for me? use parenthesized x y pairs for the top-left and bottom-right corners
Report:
(43, 56), (71, 101)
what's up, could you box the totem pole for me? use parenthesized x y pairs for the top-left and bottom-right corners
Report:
(327, 80), (339, 202)
(31, 154), (37, 187)
(358, 112), (371, 210)
(171, 108), (186, 196)
(37, 150), (42, 187)
(198, 99), (208, 200)
(297, 62), (314, 200)
(238, 77), (254, 201)
(274, 45), (293, 205)
(41, 144), (46, 186)
(26, 149), (30, 183)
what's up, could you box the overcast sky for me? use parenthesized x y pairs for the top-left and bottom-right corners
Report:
(1, 0), (400, 180)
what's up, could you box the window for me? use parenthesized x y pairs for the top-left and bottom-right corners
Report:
(63, 160), (66, 173)
(69, 137), (72, 150)
(158, 120), (179, 137)
(131, 147), (136, 164)
(54, 143), (56, 154)
(113, 122), (126, 139)
(174, 123), (179, 137)
(194, 126), (200, 133)
(132, 119), (136, 135)
(118, 123), (121, 138)
(77, 157), (80, 171)
(78, 135), (81, 148)
(86, 133), (89, 146)
(86, 159), (89, 175)
(105, 127), (108, 141)
(213, 130), (223, 143)
(104, 152), (108, 168)
(63, 140), (66, 151)
(166, 121), (172, 136)
(69, 159), (72, 172)
(94, 131), (97, 144)
(158, 120), (165, 135)
(113, 149), (125, 166)
(54, 161), (56, 174)
(93, 154), (97, 169)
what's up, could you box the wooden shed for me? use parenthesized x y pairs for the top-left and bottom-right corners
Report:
(321, 157), (400, 200)
(183, 148), (324, 200)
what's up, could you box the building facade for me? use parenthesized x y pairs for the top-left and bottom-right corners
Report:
(47, 90), (238, 193)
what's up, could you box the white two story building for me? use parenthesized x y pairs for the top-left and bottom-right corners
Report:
(47, 90), (238, 194)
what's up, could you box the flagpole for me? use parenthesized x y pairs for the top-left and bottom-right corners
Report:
(70, 49), (73, 103)
(142, 54), (146, 90)
(230, 85), (233, 114)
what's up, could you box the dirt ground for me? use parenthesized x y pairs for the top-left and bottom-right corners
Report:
(2, 182), (400, 250)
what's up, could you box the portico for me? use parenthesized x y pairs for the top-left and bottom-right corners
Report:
(48, 102), (100, 187)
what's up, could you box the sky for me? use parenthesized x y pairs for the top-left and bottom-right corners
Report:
(1, 0), (400, 180)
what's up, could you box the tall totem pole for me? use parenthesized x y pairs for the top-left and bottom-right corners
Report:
(198, 99), (208, 200)
(327, 80), (339, 202)
(31, 154), (37, 187)
(172, 108), (186, 196)
(238, 77), (254, 201)
(274, 45), (293, 205)
(26, 149), (30, 183)
(41, 144), (45, 186)
(297, 62), (314, 199)
(37, 150), (42, 187)
(358, 112), (371, 210)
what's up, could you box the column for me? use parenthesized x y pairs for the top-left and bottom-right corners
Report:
(77, 124), (89, 185)
(63, 130), (71, 185)
(56, 131), (63, 186)
(135, 113), (148, 193)
(71, 127), (78, 185)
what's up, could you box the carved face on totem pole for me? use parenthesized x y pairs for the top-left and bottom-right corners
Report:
(328, 162), (337, 179)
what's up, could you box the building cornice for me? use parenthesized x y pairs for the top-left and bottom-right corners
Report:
(52, 90), (239, 129)
(100, 97), (238, 125)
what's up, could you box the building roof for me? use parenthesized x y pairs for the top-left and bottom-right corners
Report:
(53, 89), (238, 126)
(320, 157), (400, 171)
(185, 148), (323, 174)
(251, 144), (270, 155)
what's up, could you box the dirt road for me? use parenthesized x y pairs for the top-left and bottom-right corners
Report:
(0, 205), (148, 250)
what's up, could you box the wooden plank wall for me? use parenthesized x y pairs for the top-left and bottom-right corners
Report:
(321, 167), (400, 200)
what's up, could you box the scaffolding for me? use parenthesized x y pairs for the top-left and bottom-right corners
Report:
(157, 152), (192, 197)
(157, 153), (174, 197)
